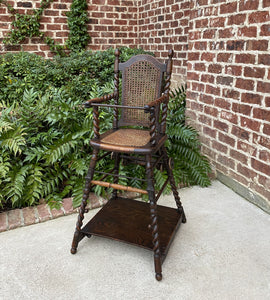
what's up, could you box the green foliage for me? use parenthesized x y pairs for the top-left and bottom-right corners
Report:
(166, 86), (211, 187)
(0, 49), (211, 211)
(66, 0), (91, 52)
(1, 0), (90, 55)
(2, 0), (54, 44)
(0, 48), (148, 210)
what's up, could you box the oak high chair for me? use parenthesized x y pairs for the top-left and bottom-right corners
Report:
(71, 49), (186, 281)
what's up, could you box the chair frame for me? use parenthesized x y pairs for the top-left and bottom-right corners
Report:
(71, 49), (186, 281)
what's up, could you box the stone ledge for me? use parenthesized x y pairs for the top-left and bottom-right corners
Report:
(0, 193), (108, 233)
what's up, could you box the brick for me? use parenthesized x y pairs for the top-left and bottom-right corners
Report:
(217, 53), (232, 62)
(205, 84), (221, 96)
(222, 89), (240, 100)
(89, 193), (102, 209)
(258, 175), (270, 187)
(235, 78), (255, 91)
(7, 209), (22, 230)
(235, 54), (255, 64)
(217, 155), (235, 170)
(218, 132), (235, 147)
(216, 76), (233, 86)
(232, 103), (252, 115)
(237, 141), (257, 156)
(248, 11), (270, 23)
(241, 116), (261, 131)
(239, 0), (259, 11)
(214, 120), (229, 132)
(244, 67), (265, 79)
(199, 114), (212, 126)
(212, 141), (228, 153)
(259, 150), (270, 162)
(17, 2), (32, 8)
(194, 63), (206, 71)
(257, 81), (270, 94)
(51, 207), (64, 218)
(260, 24), (270, 36)
(246, 40), (269, 51)
(201, 74), (215, 84)
(232, 126), (250, 140)
(227, 14), (246, 25)
(188, 52), (200, 61)
(253, 108), (270, 122)
(253, 133), (270, 149)
(208, 64), (222, 74)
(203, 126), (217, 138)
(220, 110), (238, 124)
(263, 124), (270, 135)
(215, 98), (231, 110)
(203, 29), (216, 39)
(44, 10), (59, 16)
(62, 198), (75, 215)
(218, 28), (236, 39)
(199, 94), (214, 105)
(238, 26), (257, 37)
(258, 54), (270, 65)
(263, 0), (270, 7)
(37, 204), (51, 222)
(220, 2), (237, 14)
(226, 40), (245, 51)
(22, 207), (37, 226)
(251, 158), (270, 175)
(230, 149), (248, 164)
(204, 106), (218, 117)
(266, 97), (270, 107)
(192, 82), (205, 92)
(210, 41), (225, 50)
(0, 213), (8, 232)
(209, 17), (225, 28)
(241, 93), (262, 105)
(225, 66), (242, 76)
(237, 164), (257, 179)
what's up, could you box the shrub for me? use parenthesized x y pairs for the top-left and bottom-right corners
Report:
(0, 48), (211, 210)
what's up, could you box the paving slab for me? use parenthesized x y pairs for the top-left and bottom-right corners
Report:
(0, 180), (269, 300)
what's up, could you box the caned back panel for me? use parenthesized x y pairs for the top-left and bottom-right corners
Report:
(119, 55), (166, 127)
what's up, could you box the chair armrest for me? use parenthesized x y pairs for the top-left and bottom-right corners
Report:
(144, 94), (168, 112)
(83, 93), (115, 108)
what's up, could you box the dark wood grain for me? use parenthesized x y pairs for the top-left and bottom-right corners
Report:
(81, 197), (183, 260)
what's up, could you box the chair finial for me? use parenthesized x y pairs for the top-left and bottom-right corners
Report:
(168, 49), (174, 58)
(115, 48), (120, 57)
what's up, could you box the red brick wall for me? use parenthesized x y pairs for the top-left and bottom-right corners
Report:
(137, 0), (190, 86)
(0, 0), (138, 57)
(186, 0), (270, 205)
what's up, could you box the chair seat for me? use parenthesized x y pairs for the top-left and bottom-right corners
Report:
(90, 129), (167, 153)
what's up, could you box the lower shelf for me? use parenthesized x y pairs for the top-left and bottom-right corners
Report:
(81, 197), (183, 261)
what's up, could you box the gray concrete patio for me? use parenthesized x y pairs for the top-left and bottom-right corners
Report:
(0, 180), (269, 300)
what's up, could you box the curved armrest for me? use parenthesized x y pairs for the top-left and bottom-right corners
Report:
(83, 93), (115, 108)
(144, 94), (168, 112)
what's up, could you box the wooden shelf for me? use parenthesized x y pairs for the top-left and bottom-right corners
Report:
(81, 197), (183, 261)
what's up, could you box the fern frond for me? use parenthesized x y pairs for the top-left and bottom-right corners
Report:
(0, 126), (26, 155)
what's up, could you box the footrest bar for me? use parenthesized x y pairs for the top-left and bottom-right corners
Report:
(91, 180), (148, 194)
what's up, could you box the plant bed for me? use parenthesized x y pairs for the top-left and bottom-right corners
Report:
(0, 48), (211, 213)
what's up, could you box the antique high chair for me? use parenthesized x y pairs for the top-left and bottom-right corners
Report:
(71, 49), (186, 281)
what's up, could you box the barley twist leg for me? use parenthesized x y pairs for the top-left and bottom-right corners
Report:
(161, 146), (186, 223)
(71, 149), (99, 254)
(146, 154), (162, 281)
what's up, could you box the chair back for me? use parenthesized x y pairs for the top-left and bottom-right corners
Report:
(113, 50), (173, 131)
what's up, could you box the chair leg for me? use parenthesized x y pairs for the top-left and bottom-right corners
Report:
(146, 154), (162, 281)
(161, 146), (186, 223)
(71, 148), (99, 254)
(112, 152), (120, 200)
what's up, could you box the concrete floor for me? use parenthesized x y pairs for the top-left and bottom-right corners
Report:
(0, 180), (269, 300)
